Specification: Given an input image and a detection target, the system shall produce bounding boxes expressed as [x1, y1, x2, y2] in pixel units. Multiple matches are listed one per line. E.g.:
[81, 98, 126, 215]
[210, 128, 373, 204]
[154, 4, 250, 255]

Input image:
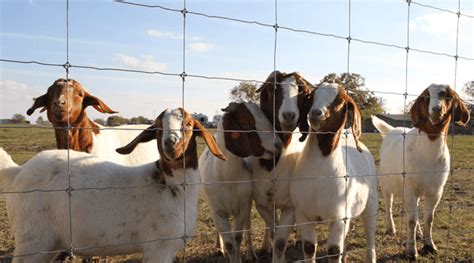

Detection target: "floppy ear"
[27, 94, 49, 115]
[83, 93, 118, 114]
[193, 119, 227, 160]
[116, 125, 157, 154]
[347, 96, 363, 153]
[410, 89, 429, 128]
[298, 91, 313, 142]
[294, 72, 314, 94]
[257, 70, 282, 93]
[452, 93, 470, 126]
[222, 113, 253, 158]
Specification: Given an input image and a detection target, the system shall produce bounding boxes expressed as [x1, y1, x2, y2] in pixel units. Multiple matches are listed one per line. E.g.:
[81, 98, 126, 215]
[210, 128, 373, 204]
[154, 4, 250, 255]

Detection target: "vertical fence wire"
[445, 0, 462, 258]
[65, 0, 74, 259]
[271, 0, 278, 257]
[181, 0, 188, 261]
[0, 0, 472, 261]
[400, 0, 411, 251]
[342, 0, 352, 259]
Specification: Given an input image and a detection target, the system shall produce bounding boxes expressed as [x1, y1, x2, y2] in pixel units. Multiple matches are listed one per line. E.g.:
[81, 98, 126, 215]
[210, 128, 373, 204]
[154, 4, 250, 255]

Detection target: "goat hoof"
[216, 249, 224, 257]
[421, 244, 437, 255]
[384, 229, 396, 236]
[295, 239, 302, 249]
[245, 251, 258, 262]
[404, 250, 417, 261]
[256, 248, 271, 257]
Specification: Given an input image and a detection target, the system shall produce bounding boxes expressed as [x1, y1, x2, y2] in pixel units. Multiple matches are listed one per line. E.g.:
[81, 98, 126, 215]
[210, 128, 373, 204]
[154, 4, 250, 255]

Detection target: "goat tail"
[371, 115, 393, 137]
[0, 147, 20, 190]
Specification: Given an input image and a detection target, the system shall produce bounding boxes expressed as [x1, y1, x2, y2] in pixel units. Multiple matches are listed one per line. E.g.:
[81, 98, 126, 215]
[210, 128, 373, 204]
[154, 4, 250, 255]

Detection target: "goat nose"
[275, 141, 283, 151]
[432, 106, 441, 113]
[311, 109, 323, 117]
[54, 100, 66, 106]
[282, 111, 296, 121]
[165, 137, 178, 147]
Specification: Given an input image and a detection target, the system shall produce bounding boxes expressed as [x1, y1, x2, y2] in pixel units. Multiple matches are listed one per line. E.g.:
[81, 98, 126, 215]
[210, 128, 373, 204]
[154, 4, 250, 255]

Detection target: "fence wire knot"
[63, 62, 71, 69]
[66, 186, 74, 196]
[273, 24, 279, 31]
[180, 8, 188, 16]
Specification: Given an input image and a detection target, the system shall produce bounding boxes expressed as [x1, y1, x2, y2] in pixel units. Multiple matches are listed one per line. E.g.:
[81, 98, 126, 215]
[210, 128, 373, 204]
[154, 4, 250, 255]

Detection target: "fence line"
[0, 0, 471, 261]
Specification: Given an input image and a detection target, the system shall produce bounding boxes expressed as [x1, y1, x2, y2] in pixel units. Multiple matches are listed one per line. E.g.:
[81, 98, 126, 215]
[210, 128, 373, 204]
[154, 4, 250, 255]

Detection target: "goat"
[371, 84, 470, 259]
[26, 78, 159, 165]
[199, 102, 283, 263]
[291, 83, 378, 263]
[249, 70, 313, 262]
[2, 108, 226, 263]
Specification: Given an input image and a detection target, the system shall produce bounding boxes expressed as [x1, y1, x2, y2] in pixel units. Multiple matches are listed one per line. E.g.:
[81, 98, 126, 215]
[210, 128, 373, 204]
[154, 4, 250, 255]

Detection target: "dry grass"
[0, 125, 472, 262]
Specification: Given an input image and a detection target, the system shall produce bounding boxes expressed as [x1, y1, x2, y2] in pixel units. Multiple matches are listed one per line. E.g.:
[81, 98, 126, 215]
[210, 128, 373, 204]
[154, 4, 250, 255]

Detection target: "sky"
[1, 0, 473, 123]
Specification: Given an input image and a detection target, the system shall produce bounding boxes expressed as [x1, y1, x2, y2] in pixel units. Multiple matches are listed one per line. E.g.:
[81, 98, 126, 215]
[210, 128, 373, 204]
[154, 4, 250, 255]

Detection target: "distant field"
[0, 125, 472, 262]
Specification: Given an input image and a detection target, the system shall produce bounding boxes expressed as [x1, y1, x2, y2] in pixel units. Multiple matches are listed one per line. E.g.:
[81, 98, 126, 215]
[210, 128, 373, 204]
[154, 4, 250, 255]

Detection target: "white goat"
[372, 84, 470, 259]
[1, 108, 226, 263]
[249, 71, 313, 263]
[291, 83, 378, 263]
[199, 102, 283, 263]
[26, 78, 159, 165]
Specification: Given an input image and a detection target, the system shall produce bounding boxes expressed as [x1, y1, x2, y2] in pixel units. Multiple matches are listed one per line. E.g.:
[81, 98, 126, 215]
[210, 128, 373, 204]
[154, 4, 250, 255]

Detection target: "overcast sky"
[1, 0, 473, 122]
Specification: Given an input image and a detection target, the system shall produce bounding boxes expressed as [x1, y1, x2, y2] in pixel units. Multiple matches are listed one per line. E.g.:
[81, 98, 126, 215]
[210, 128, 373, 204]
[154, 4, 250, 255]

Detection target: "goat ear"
[410, 89, 429, 128]
[452, 93, 470, 126]
[27, 94, 49, 116]
[116, 125, 157, 155]
[347, 96, 363, 153]
[257, 70, 282, 93]
[193, 119, 227, 160]
[83, 93, 118, 114]
[298, 92, 313, 142]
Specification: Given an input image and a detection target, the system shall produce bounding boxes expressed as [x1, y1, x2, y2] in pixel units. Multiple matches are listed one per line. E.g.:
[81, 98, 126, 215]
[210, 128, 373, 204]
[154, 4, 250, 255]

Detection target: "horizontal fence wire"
[0, 0, 472, 261]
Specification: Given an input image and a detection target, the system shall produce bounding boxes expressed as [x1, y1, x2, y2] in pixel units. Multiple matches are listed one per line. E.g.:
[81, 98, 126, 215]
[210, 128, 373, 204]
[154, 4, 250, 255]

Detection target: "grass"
[0, 125, 472, 262]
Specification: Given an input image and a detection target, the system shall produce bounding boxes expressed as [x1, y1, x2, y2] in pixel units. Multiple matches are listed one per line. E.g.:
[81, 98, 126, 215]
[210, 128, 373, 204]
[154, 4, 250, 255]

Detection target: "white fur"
[2, 110, 203, 262]
[199, 103, 281, 263]
[291, 133, 377, 263]
[4, 150, 199, 263]
[278, 76, 300, 129]
[91, 124, 159, 166]
[427, 84, 448, 123]
[0, 148, 20, 190]
[248, 131, 305, 263]
[290, 84, 377, 262]
[371, 115, 449, 258]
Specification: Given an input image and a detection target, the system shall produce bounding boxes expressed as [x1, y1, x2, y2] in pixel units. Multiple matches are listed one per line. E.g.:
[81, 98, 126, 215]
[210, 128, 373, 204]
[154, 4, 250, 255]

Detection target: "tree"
[463, 81, 474, 98]
[36, 116, 45, 125]
[94, 118, 106, 125]
[130, 116, 153, 124]
[106, 116, 129, 126]
[321, 73, 385, 119]
[229, 82, 260, 103]
[12, 113, 26, 123]
[36, 116, 51, 126]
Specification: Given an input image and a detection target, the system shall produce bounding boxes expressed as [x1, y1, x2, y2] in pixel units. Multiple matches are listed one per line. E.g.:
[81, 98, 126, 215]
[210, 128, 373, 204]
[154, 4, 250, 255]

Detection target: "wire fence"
[0, 0, 472, 262]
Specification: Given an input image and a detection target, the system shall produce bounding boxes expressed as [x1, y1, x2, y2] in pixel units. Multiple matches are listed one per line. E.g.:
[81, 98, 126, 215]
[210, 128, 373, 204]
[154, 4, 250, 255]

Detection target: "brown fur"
[26, 78, 117, 153]
[311, 86, 363, 156]
[410, 86, 471, 141]
[116, 108, 226, 177]
[257, 71, 314, 147]
[221, 102, 266, 158]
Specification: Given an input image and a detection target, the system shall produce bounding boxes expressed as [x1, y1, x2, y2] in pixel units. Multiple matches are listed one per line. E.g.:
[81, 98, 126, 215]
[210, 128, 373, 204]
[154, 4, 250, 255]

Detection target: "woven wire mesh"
[0, 0, 472, 262]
